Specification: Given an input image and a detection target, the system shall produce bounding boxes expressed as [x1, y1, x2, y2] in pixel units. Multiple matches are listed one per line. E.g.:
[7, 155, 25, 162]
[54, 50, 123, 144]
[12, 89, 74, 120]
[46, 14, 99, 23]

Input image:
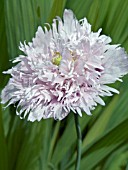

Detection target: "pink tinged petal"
[23, 107, 31, 118]
[19, 41, 31, 54]
[56, 16, 63, 34]
[99, 35, 112, 44]
[32, 26, 50, 48]
[59, 109, 69, 120]
[116, 78, 123, 82]
[99, 74, 117, 84]
[34, 106, 45, 121]
[104, 44, 119, 52]
[63, 9, 76, 35]
[80, 98, 92, 115]
[76, 107, 82, 117]
[52, 19, 59, 40]
[101, 85, 119, 94]
[1, 83, 18, 104]
[102, 48, 128, 82]
[57, 91, 63, 101]
[27, 112, 36, 122]
[59, 60, 69, 75]
[27, 105, 47, 122]
[63, 106, 69, 112]
[53, 105, 63, 120]
[95, 96, 105, 106]
[70, 106, 76, 113]
[41, 91, 51, 103]
[42, 72, 54, 81]
[12, 55, 25, 63]
[3, 69, 12, 74]
[83, 106, 92, 116]
[52, 76, 64, 86]
[73, 96, 80, 103]
[19, 42, 26, 52]
[74, 60, 85, 75]
[80, 18, 91, 34]
[2, 99, 15, 109]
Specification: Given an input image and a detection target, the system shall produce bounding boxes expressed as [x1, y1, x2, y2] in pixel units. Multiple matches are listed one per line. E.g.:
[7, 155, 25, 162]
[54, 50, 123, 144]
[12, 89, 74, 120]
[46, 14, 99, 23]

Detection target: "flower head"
[1, 9, 128, 121]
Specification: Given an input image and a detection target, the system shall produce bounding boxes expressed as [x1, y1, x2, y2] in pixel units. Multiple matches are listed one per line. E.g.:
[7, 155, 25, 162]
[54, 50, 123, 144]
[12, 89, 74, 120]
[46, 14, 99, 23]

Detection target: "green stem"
[48, 121, 60, 161]
[74, 113, 82, 170]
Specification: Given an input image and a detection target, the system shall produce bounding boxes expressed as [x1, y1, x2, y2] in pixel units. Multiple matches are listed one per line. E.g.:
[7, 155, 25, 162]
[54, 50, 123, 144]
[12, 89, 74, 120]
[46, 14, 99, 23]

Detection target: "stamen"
[52, 52, 62, 66]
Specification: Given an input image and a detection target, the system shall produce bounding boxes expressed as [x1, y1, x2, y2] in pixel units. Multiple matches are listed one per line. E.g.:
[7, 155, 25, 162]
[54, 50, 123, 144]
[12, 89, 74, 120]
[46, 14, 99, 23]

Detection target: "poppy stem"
[74, 113, 82, 170]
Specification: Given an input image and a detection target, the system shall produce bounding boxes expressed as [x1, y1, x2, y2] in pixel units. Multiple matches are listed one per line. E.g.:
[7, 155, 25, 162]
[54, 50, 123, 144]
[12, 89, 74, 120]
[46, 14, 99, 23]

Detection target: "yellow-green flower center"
[52, 52, 62, 66]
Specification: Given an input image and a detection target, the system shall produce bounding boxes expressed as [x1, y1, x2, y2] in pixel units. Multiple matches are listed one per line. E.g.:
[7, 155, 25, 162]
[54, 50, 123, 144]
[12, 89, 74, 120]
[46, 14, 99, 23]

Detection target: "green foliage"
[0, 0, 128, 170]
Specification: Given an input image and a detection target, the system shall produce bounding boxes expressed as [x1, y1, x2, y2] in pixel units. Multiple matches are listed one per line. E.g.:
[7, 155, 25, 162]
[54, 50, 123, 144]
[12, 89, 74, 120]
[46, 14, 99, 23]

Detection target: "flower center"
[52, 52, 62, 66]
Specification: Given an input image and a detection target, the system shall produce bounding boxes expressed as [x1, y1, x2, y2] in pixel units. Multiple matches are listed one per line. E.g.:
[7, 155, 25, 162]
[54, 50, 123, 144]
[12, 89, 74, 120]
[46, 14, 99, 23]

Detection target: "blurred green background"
[0, 0, 128, 170]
